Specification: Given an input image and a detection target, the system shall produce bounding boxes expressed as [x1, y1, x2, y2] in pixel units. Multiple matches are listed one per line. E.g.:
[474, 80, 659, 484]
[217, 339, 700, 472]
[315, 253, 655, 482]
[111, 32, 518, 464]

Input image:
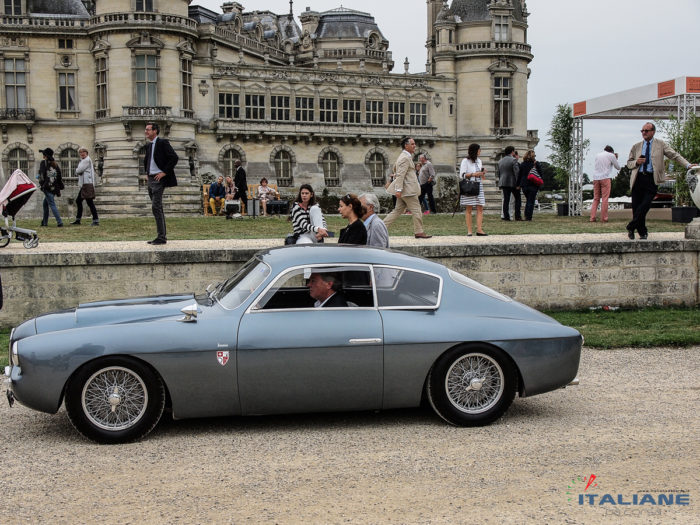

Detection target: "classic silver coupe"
[5, 245, 581, 443]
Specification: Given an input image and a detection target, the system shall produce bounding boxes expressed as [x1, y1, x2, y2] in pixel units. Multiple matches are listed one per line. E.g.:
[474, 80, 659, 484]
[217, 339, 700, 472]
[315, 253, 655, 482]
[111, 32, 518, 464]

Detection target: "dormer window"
[494, 15, 509, 42]
[135, 0, 153, 12]
[4, 0, 21, 15]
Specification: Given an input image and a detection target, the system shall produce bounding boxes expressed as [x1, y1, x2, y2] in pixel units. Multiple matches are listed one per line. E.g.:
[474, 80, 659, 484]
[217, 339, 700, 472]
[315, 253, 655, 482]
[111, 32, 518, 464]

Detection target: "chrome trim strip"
[349, 338, 382, 344]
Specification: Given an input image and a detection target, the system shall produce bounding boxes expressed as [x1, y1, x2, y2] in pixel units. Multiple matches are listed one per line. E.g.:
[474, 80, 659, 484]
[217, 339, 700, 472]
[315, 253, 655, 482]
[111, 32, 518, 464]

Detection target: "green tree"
[546, 104, 590, 188]
[611, 165, 631, 198]
[657, 115, 700, 206]
[538, 161, 557, 190]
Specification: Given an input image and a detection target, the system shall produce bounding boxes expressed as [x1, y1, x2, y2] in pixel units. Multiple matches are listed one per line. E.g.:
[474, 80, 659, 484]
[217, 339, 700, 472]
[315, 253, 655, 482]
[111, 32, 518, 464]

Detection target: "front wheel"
[427, 344, 517, 426]
[65, 356, 165, 444]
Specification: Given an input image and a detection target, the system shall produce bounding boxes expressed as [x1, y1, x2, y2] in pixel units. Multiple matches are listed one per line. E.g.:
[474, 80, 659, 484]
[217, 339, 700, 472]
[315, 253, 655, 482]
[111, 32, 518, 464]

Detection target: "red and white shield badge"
[217, 350, 229, 366]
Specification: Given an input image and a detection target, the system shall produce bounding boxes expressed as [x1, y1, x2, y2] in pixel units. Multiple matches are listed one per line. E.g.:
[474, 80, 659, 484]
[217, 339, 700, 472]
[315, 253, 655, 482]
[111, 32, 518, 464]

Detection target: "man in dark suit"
[144, 122, 178, 245]
[233, 159, 248, 216]
[307, 272, 348, 308]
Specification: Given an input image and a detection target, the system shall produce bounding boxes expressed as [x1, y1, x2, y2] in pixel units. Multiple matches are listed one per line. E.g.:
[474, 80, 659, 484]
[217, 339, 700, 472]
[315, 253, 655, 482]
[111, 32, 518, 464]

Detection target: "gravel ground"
[1, 347, 698, 524]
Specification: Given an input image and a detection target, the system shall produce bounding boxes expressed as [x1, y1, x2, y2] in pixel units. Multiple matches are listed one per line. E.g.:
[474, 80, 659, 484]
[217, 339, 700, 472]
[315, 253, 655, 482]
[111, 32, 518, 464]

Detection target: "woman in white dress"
[459, 143, 487, 236]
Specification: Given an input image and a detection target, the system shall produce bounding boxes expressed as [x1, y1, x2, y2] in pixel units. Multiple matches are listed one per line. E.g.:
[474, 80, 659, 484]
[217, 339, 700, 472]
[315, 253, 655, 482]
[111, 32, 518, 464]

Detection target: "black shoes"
[476, 232, 488, 236]
[71, 219, 81, 225]
[626, 227, 635, 240]
[639, 234, 648, 240]
[147, 239, 166, 245]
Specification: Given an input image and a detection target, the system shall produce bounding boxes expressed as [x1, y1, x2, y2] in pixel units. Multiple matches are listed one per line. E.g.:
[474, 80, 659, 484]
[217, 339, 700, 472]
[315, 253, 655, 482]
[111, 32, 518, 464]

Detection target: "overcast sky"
[196, 0, 700, 172]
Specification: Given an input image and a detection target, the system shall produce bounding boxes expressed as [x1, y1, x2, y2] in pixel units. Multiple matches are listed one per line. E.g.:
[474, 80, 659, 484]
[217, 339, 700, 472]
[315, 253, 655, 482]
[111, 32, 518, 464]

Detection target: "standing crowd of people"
[28, 122, 696, 246]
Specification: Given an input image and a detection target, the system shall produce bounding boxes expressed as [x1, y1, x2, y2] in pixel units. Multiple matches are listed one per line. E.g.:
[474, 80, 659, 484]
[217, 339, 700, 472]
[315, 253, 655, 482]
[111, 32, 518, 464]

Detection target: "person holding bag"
[459, 143, 487, 236]
[71, 147, 99, 226]
[518, 150, 541, 221]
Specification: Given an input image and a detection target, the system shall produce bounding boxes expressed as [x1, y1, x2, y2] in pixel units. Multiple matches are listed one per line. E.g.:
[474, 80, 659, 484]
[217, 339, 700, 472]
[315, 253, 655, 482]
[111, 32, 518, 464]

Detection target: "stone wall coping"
[0, 233, 694, 268]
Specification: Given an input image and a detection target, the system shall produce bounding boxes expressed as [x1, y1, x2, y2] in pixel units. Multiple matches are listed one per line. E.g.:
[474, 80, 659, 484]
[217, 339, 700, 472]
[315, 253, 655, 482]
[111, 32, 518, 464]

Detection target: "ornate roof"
[29, 0, 89, 16]
[315, 6, 386, 40]
[450, 0, 525, 23]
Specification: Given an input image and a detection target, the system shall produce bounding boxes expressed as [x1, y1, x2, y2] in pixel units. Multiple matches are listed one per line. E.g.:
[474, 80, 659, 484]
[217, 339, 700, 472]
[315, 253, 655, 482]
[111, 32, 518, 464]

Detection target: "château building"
[0, 0, 537, 216]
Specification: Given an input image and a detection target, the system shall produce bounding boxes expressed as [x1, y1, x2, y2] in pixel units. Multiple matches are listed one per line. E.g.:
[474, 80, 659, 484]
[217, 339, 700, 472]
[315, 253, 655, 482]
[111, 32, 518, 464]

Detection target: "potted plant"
[658, 116, 700, 223]
[671, 170, 699, 223]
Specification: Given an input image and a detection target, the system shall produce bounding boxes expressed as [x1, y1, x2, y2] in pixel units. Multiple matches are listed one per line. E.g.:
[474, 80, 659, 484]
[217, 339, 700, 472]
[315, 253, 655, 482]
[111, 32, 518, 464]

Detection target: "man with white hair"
[359, 193, 389, 248]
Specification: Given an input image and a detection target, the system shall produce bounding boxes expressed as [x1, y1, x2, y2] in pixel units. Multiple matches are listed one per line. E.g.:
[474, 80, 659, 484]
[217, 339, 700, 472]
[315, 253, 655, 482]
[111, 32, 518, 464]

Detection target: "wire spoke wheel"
[82, 366, 148, 431]
[445, 353, 504, 414]
[427, 345, 516, 427]
[65, 357, 165, 443]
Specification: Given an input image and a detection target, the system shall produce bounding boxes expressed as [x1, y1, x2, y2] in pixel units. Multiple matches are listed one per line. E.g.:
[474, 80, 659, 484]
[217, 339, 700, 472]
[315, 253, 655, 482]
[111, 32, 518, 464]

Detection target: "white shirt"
[460, 157, 482, 178]
[148, 136, 162, 175]
[592, 151, 620, 180]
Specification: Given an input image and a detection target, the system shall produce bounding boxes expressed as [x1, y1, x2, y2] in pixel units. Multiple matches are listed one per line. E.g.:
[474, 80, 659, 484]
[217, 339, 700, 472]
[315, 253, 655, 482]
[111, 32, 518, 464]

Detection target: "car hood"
[32, 294, 196, 335]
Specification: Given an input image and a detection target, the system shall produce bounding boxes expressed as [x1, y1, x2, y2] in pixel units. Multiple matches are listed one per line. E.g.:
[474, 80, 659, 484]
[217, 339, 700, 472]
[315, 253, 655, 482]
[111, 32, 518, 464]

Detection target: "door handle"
[349, 338, 382, 344]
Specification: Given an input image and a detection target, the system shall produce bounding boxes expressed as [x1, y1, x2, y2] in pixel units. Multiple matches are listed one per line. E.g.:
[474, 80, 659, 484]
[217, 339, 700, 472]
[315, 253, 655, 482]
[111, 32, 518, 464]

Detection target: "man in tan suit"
[383, 137, 431, 238]
[626, 122, 696, 239]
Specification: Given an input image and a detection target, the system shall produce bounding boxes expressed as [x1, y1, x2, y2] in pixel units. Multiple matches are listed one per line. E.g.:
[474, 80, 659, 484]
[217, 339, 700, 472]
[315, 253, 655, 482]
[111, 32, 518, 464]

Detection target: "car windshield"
[214, 258, 271, 309]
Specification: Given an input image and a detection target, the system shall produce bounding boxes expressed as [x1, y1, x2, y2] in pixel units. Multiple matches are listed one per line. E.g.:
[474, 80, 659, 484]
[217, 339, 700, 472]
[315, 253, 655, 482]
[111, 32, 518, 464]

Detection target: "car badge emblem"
[217, 351, 229, 366]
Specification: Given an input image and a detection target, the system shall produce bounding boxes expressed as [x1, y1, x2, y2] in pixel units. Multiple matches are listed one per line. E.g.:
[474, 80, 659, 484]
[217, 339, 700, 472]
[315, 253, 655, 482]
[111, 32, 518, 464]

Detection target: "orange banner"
[573, 101, 586, 117]
[657, 80, 675, 98]
[687, 77, 700, 93]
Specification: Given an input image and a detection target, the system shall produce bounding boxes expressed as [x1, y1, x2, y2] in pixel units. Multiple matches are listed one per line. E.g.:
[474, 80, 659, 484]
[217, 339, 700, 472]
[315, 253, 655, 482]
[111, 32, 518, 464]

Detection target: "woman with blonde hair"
[459, 143, 487, 236]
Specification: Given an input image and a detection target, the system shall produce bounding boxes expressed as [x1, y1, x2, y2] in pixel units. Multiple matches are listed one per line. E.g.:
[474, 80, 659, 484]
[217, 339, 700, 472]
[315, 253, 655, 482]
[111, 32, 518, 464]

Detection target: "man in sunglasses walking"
[626, 122, 696, 239]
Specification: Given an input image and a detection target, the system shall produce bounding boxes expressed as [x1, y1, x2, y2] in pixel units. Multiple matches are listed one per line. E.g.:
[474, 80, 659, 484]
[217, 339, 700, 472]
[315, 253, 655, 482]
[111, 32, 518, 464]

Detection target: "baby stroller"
[0, 168, 39, 249]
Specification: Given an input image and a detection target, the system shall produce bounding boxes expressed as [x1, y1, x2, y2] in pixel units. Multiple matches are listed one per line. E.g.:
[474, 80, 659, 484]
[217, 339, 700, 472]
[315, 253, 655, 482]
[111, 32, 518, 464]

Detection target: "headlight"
[10, 341, 19, 367]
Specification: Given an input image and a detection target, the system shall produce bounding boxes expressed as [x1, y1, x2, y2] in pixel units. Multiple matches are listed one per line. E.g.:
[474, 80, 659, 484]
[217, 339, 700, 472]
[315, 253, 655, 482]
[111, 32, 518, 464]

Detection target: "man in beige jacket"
[383, 137, 431, 238]
[626, 122, 696, 239]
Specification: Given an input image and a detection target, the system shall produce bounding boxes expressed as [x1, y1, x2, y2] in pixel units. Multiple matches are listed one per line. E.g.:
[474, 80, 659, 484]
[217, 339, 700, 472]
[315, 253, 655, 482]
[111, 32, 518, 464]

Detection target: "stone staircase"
[93, 181, 203, 217]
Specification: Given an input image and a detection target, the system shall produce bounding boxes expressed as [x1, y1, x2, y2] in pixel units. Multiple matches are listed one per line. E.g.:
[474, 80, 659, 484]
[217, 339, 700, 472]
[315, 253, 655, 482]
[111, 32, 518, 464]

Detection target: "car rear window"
[374, 267, 441, 308]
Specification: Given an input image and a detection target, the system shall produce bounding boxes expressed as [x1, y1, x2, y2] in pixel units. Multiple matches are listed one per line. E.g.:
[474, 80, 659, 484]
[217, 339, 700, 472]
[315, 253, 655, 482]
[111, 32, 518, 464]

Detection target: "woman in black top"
[338, 193, 367, 245]
[518, 150, 541, 221]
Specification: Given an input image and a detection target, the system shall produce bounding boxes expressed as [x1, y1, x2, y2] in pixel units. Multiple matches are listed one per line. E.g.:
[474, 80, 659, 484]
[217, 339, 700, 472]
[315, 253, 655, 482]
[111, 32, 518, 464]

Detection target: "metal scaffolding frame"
[569, 77, 699, 216]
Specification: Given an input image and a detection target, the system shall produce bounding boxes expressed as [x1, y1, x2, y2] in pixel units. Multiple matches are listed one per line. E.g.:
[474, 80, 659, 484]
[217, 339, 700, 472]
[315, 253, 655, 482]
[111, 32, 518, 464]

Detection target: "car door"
[236, 264, 383, 415]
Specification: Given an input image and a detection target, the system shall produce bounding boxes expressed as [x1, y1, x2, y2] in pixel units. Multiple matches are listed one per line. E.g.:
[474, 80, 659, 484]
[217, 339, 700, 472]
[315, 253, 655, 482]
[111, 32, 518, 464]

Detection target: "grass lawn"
[13, 213, 685, 242]
[2, 308, 698, 368]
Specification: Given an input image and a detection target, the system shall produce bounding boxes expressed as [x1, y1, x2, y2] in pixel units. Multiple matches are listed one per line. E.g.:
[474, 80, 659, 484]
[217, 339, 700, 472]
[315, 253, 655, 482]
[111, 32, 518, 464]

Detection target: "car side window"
[374, 266, 441, 308]
[252, 265, 374, 310]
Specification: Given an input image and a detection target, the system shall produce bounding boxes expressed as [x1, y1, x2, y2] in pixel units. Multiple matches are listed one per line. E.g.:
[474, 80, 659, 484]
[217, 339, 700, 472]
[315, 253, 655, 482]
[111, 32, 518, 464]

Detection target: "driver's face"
[307, 273, 331, 301]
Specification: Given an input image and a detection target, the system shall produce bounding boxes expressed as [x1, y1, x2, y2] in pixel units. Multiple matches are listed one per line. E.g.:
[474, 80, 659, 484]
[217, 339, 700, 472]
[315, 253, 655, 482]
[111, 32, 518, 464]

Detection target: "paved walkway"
[0, 231, 688, 254]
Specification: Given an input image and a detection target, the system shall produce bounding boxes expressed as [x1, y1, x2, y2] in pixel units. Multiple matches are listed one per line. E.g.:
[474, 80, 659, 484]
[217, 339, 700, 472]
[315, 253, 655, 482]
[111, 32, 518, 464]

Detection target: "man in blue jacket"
[208, 175, 226, 216]
[143, 122, 178, 245]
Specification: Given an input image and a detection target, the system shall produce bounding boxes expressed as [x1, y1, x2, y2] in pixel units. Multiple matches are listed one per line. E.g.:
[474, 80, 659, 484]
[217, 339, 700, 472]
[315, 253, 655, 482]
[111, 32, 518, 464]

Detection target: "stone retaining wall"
[1, 237, 698, 327]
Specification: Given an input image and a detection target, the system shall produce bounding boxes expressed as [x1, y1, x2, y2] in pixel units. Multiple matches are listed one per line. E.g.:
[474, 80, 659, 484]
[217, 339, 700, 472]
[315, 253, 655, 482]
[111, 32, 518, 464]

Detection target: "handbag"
[80, 183, 96, 199]
[284, 232, 300, 245]
[459, 177, 480, 196]
[386, 179, 399, 196]
[527, 166, 544, 187]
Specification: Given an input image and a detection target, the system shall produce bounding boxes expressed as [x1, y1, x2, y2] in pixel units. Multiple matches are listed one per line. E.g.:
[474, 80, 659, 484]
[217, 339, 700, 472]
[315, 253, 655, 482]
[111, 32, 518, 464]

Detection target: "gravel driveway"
[1, 347, 697, 524]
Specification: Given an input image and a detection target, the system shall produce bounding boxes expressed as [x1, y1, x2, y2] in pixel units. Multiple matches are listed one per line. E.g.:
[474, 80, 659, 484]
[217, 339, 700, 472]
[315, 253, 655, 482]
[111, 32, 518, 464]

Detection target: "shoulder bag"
[527, 165, 544, 187]
[459, 177, 480, 196]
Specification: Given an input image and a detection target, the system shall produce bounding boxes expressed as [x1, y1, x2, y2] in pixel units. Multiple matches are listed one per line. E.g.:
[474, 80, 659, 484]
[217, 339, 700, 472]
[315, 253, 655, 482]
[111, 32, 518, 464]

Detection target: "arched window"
[223, 148, 240, 178]
[7, 147, 28, 173]
[322, 151, 340, 186]
[368, 152, 386, 186]
[274, 150, 293, 186]
[60, 148, 80, 186]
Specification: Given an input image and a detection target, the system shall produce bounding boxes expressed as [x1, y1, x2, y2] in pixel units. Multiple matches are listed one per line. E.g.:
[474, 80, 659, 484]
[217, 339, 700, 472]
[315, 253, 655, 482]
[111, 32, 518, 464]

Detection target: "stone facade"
[1, 237, 698, 327]
[0, 0, 537, 217]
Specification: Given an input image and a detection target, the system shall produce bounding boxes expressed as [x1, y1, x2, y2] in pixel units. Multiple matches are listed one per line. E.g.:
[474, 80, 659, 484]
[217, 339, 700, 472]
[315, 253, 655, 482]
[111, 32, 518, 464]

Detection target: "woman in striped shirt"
[290, 184, 328, 244]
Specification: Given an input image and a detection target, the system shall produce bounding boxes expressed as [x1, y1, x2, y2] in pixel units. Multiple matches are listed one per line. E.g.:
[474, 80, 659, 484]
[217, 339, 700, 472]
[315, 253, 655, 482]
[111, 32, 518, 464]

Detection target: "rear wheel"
[427, 344, 516, 426]
[65, 356, 165, 444]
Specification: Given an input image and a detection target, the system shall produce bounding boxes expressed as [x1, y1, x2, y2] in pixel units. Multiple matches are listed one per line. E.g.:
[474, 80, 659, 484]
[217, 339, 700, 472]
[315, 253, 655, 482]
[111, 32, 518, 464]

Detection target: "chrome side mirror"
[178, 302, 199, 323]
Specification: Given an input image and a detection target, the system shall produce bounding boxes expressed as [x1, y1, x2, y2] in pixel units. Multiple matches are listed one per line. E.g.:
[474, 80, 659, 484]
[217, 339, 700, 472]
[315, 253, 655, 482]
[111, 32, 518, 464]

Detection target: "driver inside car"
[307, 272, 348, 308]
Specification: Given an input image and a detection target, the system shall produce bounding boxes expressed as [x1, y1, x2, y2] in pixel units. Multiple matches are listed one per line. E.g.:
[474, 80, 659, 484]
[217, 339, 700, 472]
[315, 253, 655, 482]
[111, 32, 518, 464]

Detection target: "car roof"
[257, 245, 446, 274]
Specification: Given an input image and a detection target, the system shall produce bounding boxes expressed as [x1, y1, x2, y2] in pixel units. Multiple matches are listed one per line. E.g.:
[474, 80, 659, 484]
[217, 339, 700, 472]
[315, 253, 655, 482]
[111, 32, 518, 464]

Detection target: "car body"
[5, 245, 582, 443]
